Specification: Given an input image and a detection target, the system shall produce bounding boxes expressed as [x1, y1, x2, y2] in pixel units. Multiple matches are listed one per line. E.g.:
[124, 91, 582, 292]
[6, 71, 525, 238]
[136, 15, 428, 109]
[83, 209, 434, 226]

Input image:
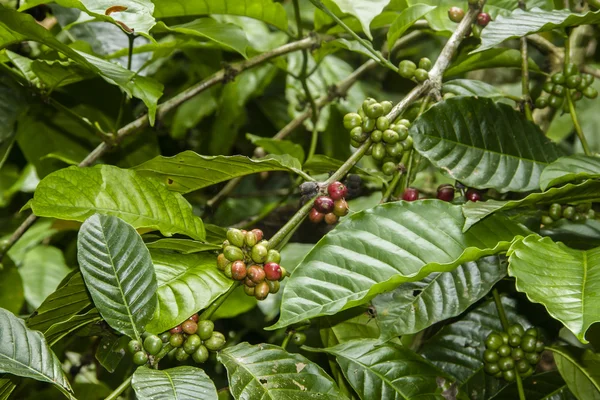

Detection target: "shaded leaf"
[132, 366, 218, 400]
[212, 285, 258, 320]
[44, 309, 102, 346]
[442, 79, 505, 99]
[540, 155, 600, 191]
[490, 371, 576, 400]
[145, 239, 220, 254]
[77, 214, 157, 339]
[446, 48, 540, 76]
[303, 154, 372, 177]
[552, 346, 600, 400]
[319, 311, 380, 348]
[20, 246, 71, 309]
[0, 257, 24, 314]
[387, 4, 436, 50]
[541, 219, 600, 250]
[95, 335, 130, 374]
[246, 134, 305, 164]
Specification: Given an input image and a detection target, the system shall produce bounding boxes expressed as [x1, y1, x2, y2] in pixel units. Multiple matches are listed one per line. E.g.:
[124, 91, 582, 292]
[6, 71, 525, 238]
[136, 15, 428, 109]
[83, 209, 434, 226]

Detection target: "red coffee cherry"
[327, 181, 348, 201]
[466, 188, 482, 202]
[402, 188, 419, 202]
[188, 313, 199, 322]
[181, 320, 198, 335]
[251, 229, 264, 242]
[247, 264, 266, 284]
[309, 208, 324, 224]
[263, 262, 282, 281]
[314, 196, 335, 213]
[437, 184, 455, 202]
[477, 12, 491, 26]
[231, 261, 247, 281]
[170, 325, 183, 334]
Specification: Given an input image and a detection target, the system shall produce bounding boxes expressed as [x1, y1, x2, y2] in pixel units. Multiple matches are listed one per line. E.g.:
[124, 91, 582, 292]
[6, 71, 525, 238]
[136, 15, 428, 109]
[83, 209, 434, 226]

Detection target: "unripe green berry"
[548, 95, 564, 108]
[381, 101, 393, 114]
[244, 231, 258, 247]
[133, 351, 149, 365]
[498, 344, 511, 357]
[512, 347, 525, 360]
[170, 333, 184, 347]
[566, 75, 582, 89]
[251, 244, 268, 263]
[343, 113, 362, 130]
[414, 68, 429, 82]
[508, 334, 521, 348]
[292, 332, 307, 346]
[583, 86, 598, 99]
[543, 82, 555, 93]
[485, 333, 504, 350]
[549, 203, 562, 220]
[541, 215, 554, 226]
[371, 143, 386, 161]
[192, 345, 209, 364]
[483, 349, 500, 363]
[362, 117, 376, 133]
[563, 206, 575, 220]
[350, 126, 368, 142]
[386, 142, 404, 157]
[128, 339, 142, 354]
[265, 249, 281, 264]
[365, 103, 384, 119]
[143, 335, 163, 355]
[382, 161, 397, 176]
[418, 58, 432, 71]
[564, 63, 578, 77]
[390, 124, 409, 140]
[226, 228, 245, 247]
[217, 254, 230, 271]
[175, 347, 190, 362]
[535, 96, 548, 108]
[552, 84, 565, 97]
[503, 369, 516, 382]
[224, 245, 244, 262]
[484, 362, 500, 375]
[183, 334, 202, 354]
[521, 335, 537, 352]
[551, 72, 565, 84]
[371, 129, 383, 143]
[205, 332, 227, 351]
[197, 320, 215, 341]
[376, 116, 390, 131]
[267, 279, 280, 294]
[498, 356, 514, 371]
[398, 60, 417, 79]
[516, 359, 530, 373]
[525, 352, 540, 365]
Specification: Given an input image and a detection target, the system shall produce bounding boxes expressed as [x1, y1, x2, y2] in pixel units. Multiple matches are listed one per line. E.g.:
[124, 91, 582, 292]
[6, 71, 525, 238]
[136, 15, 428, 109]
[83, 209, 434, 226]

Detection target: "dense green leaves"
[30, 165, 205, 240]
[552, 347, 600, 400]
[446, 48, 541, 76]
[386, 4, 435, 50]
[19, 246, 71, 309]
[145, 239, 220, 253]
[219, 342, 346, 399]
[442, 79, 505, 99]
[0, 75, 28, 148]
[490, 371, 575, 400]
[325, 0, 392, 39]
[410, 97, 563, 192]
[247, 134, 305, 163]
[0, 308, 74, 398]
[77, 214, 157, 340]
[132, 366, 218, 400]
[373, 256, 507, 339]
[508, 235, 600, 342]
[540, 155, 600, 191]
[269, 200, 529, 330]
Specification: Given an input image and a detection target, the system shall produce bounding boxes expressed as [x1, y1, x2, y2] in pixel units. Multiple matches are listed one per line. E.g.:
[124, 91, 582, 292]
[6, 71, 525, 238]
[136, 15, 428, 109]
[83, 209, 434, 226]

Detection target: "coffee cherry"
[525, 352, 540, 365]
[414, 68, 429, 82]
[386, 141, 404, 156]
[382, 162, 397, 176]
[264, 262, 282, 281]
[548, 95, 564, 108]
[566, 75, 582, 89]
[314, 196, 335, 213]
[381, 101, 393, 114]
[244, 285, 255, 296]
[552, 72, 566, 84]
[402, 136, 413, 150]
[402, 188, 419, 202]
[362, 117, 376, 132]
[247, 265, 266, 284]
[535, 340, 545, 353]
[418, 58, 432, 71]
[390, 124, 409, 141]
[564, 63, 578, 77]
[552, 84, 566, 97]
[371, 129, 383, 142]
[197, 320, 214, 340]
[279, 266, 288, 280]
[231, 261, 247, 281]
[266, 249, 281, 264]
[328, 181, 348, 201]
[521, 335, 537, 352]
[398, 60, 417, 79]
[205, 331, 226, 351]
[350, 127, 368, 142]
[309, 208, 325, 224]
[143, 335, 163, 356]
[583, 86, 598, 99]
[226, 228, 245, 247]
[292, 332, 307, 346]
[223, 264, 233, 279]
[497, 344, 511, 357]
[483, 349, 500, 363]
[383, 129, 400, 144]
[127, 339, 142, 354]
[371, 143, 387, 160]
[512, 347, 525, 360]
[267, 279, 280, 294]
[343, 113, 362, 130]
[251, 244, 268, 263]
[581, 73, 594, 87]
[133, 351, 149, 365]
[541, 215, 554, 226]
[188, 313, 199, 323]
[437, 184, 455, 202]
[366, 103, 384, 119]
[244, 231, 258, 247]
[549, 203, 562, 220]
[503, 369, 516, 382]
[516, 359, 530, 373]
[563, 206, 575, 219]
[535, 97, 548, 108]
[224, 246, 244, 262]
[217, 254, 230, 271]
[333, 199, 349, 217]
[376, 116, 390, 131]
[477, 12, 491, 26]
[448, 6, 465, 22]
[159, 332, 171, 343]
[466, 188, 482, 202]
[175, 347, 190, 362]
[498, 357, 514, 371]
[183, 334, 202, 354]
[324, 213, 339, 225]
[170, 325, 183, 334]
[190, 345, 209, 364]
[170, 333, 184, 347]
[543, 81, 555, 93]
[182, 320, 198, 335]
[508, 334, 521, 347]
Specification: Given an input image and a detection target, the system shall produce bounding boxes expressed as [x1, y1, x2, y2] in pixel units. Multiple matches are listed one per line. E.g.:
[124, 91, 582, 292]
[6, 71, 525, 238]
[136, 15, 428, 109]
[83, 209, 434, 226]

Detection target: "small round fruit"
[350, 126, 368, 142]
[371, 143, 387, 161]
[383, 129, 400, 144]
[508, 334, 521, 348]
[499, 357, 515, 371]
[170, 325, 183, 334]
[371, 129, 383, 142]
[328, 181, 348, 201]
[573, 213, 585, 222]
[401, 136, 413, 151]
[507, 323, 524, 337]
[543, 81, 555, 93]
[477, 12, 491, 26]
[279, 266, 288, 280]
[525, 327, 539, 338]
[552, 72, 566, 84]
[267, 279, 280, 294]
[497, 345, 511, 357]
[397, 118, 411, 128]
[160, 332, 171, 343]
[503, 369, 516, 382]
[362, 117, 376, 132]
[254, 281, 270, 300]
[398, 60, 417, 79]
[588, 209, 596, 219]
[566, 75, 582, 89]
[366, 103, 384, 119]
[466, 188, 482, 202]
[133, 351, 149, 365]
[343, 113, 362, 130]
[217, 253, 230, 271]
[223, 264, 233, 279]
[521, 367, 534, 378]
[552, 84, 566, 97]
[309, 208, 324, 224]
[292, 332, 307, 346]
[226, 228, 245, 247]
[581, 73, 594, 87]
[535, 340, 545, 353]
[224, 246, 244, 262]
[386, 142, 404, 157]
[231, 260, 247, 281]
[324, 212, 339, 225]
[314, 196, 335, 213]
[128, 339, 142, 354]
[563, 206, 575, 220]
[188, 314, 199, 323]
[382, 161, 397, 176]
[205, 332, 227, 351]
[265, 249, 281, 264]
[516, 359, 530, 373]
[484, 349, 500, 363]
[583, 86, 598, 99]
[197, 320, 214, 341]
[244, 285, 255, 296]
[402, 188, 419, 202]
[183, 334, 202, 354]
[376, 116, 390, 131]
[541, 215, 554, 226]
[512, 348, 525, 360]
[247, 265, 266, 284]
[390, 124, 409, 140]
[484, 363, 500, 375]
[501, 332, 509, 344]
[381, 101, 393, 114]
[264, 262, 282, 281]
[182, 320, 198, 335]
[192, 345, 209, 364]
[549, 203, 562, 220]
[525, 352, 540, 365]
[333, 199, 349, 217]
[548, 95, 564, 108]
[362, 98, 377, 112]
[175, 347, 190, 362]
[535, 96, 548, 108]
[564, 63, 578, 77]
[521, 335, 537, 352]
[418, 58, 432, 71]
[414, 68, 429, 82]
[251, 244, 268, 263]
[244, 230, 258, 247]
[437, 184, 455, 202]
[448, 6, 465, 23]
[143, 335, 163, 355]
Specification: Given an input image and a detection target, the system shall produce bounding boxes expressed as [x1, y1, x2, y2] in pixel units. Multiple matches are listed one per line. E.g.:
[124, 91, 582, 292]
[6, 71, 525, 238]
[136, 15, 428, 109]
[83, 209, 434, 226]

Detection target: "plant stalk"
[199, 282, 240, 321]
[492, 289, 510, 330]
[104, 375, 132, 400]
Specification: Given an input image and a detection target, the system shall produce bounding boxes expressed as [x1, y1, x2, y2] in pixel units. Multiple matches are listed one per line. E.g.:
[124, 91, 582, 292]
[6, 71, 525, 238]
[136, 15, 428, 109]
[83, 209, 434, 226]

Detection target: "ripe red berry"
[181, 320, 198, 335]
[188, 313, 199, 322]
[170, 325, 183, 334]
[263, 262, 282, 281]
[327, 181, 348, 201]
[247, 264, 266, 284]
[402, 188, 419, 202]
[437, 184, 455, 202]
[448, 7, 465, 23]
[309, 208, 324, 224]
[251, 229, 263, 242]
[466, 188, 482, 202]
[477, 12, 491, 26]
[231, 260, 247, 281]
[314, 196, 335, 213]
[324, 213, 339, 225]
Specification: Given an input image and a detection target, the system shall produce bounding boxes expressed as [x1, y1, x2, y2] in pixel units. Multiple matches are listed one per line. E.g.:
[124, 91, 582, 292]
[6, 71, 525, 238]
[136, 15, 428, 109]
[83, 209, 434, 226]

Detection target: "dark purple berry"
[477, 12, 491, 26]
[314, 196, 335, 213]
[437, 184, 455, 202]
[466, 188, 482, 202]
[402, 188, 419, 202]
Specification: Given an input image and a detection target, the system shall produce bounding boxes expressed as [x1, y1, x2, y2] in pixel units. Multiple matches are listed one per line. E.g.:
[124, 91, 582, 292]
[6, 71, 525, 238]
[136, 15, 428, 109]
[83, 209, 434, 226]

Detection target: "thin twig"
[199, 283, 240, 321]
[517, 0, 533, 120]
[104, 375, 132, 400]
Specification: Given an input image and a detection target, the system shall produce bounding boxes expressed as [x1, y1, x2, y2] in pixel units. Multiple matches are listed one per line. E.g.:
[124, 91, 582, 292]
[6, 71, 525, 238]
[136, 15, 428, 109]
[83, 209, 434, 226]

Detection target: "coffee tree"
[1, 0, 600, 398]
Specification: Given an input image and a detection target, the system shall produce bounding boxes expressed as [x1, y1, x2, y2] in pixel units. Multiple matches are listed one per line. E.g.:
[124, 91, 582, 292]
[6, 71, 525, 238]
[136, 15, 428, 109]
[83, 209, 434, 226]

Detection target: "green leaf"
[95, 334, 129, 374]
[507, 235, 600, 343]
[462, 180, 600, 230]
[305, 339, 453, 399]
[314, 38, 380, 62]
[446, 48, 541, 76]
[387, 4, 436, 50]
[552, 346, 600, 400]
[145, 250, 232, 334]
[490, 371, 576, 400]
[542, 219, 600, 250]
[0, 75, 29, 148]
[475, 8, 600, 53]
[132, 366, 218, 400]
[134, 151, 305, 194]
[268, 200, 529, 330]
[0, 308, 74, 398]
[410, 96, 563, 192]
[442, 79, 505, 99]
[212, 284, 258, 320]
[31, 165, 205, 240]
[319, 311, 380, 347]
[44, 309, 102, 346]
[246, 134, 305, 164]
[540, 155, 600, 191]
[145, 239, 221, 254]
[19, 246, 71, 309]
[152, 0, 288, 32]
[328, 0, 392, 39]
[406, 0, 461, 32]
[153, 19, 248, 57]
[303, 154, 372, 178]
[373, 256, 507, 339]
[0, 257, 24, 314]
[218, 342, 346, 399]
[77, 214, 157, 339]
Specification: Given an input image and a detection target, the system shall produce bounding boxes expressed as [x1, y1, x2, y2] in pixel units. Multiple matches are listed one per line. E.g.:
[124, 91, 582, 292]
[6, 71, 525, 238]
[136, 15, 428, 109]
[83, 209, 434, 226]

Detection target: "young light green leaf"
[145, 239, 221, 254]
[540, 155, 600, 191]
[218, 342, 347, 399]
[145, 250, 232, 334]
[463, 180, 600, 230]
[507, 235, 600, 343]
[19, 246, 71, 309]
[246, 134, 305, 163]
[475, 8, 600, 53]
[31, 165, 205, 240]
[268, 200, 529, 330]
[77, 214, 157, 340]
[446, 48, 541, 76]
[0, 308, 74, 398]
[442, 79, 505, 99]
[304, 339, 453, 400]
[132, 366, 218, 400]
[326, 0, 391, 39]
[551, 346, 600, 400]
[410, 96, 563, 193]
[373, 256, 507, 339]
[152, 0, 288, 31]
[387, 4, 436, 50]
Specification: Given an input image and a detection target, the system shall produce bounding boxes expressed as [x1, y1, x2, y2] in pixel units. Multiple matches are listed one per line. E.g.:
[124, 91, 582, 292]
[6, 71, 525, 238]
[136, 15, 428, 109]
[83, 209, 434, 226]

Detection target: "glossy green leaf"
[476, 8, 600, 53]
[387, 4, 435, 50]
[327, 0, 392, 39]
[305, 339, 453, 399]
[134, 151, 304, 194]
[490, 371, 575, 400]
[541, 219, 600, 250]
[19, 246, 71, 309]
[218, 342, 346, 399]
[463, 180, 600, 230]
[552, 346, 600, 400]
[44, 309, 102, 346]
[0, 308, 74, 398]
[442, 79, 505, 99]
[507, 235, 600, 343]
[446, 48, 541, 76]
[410, 96, 563, 192]
[269, 200, 529, 330]
[145, 250, 232, 334]
[132, 366, 218, 400]
[95, 334, 129, 374]
[0, 376, 18, 400]
[540, 155, 600, 191]
[77, 214, 157, 340]
[0, 257, 24, 314]
[246, 134, 305, 164]
[31, 165, 205, 240]
[3, 219, 57, 266]
[152, 0, 288, 31]
[313, 38, 380, 62]
[212, 284, 258, 320]
[373, 256, 507, 339]
[319, 311, 380, 347]
[145, 239, 220, 254]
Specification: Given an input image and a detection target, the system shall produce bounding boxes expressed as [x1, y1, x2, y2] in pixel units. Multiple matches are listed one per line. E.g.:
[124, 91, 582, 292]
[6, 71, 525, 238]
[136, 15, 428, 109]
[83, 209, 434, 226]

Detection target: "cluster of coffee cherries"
[398, 58, 432, 83]
[535, 64, 597, 111]
[401, 185, 482, 202]
[127, 313, 226, 365]
[343, 98, 414, 176]
[447, 6, 491, 37]
[308, 181, 349, 225]
[483, 324, 544, 382]
[542, 202, 596, 226]
[217, 228, 287, 300]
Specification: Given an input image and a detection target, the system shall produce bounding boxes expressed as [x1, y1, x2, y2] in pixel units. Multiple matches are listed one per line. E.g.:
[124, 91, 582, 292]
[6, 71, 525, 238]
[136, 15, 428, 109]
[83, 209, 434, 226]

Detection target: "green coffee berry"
[371, 143, 386, 161]
[583, 86, 598, 99]
[128, 339, 142, 354]
[381, 101, 393, 114]
[552, 84, 566, 97]
[366, 103, 384, 119]
[548, 95, 564, 108]
[143, 335, 163, 356]
[376, 116, 390, 131]
[525, 352, 540, 365]
[516, 359, 530, 373]
[535, 97, 548, 108]
[503, 369, 516, 382]
[485, 333, 504, 350]
[382, 129, 400, 144]
[197, 320, 214, 341]
[267, 279, 280, 294]
[170, 333, 184, 348]
[512, 348, 525, 360]
[265, 249, 281, 264]
[391, 124, 409, 141]
[564, 63, 578, 77]
[414, 68, 429, 82]
[498, 357, 514, 371]
[398, 60, 417, 79]
[543, 82, 555, 93]
[175, 347, 190, 362]
[343, 113, 362, 130]
[386, 142, 404, 157]
[549, 203, 562, 220]
[224, 246, 244, 262]
[484, 363, 500, 375]
[418, 57, 432, 71]
[521, 335, 537, 352]
[566, 75, 582, 89]
[251, 244, 268, 263]
[183, 334, 202, 354]
[498, 344, 511, 357]
[541, 215, 554, 226]
[192, 345, 210, 364]
[382, 162, 397, 176]
[226, 228, 245, 247]
[563, 206, 575, 220]
[371, 129, 383, 142]
[551, 72, 565, 84]
[350, 126, 368, 142]
[205, 332, 227, 351]
[291, 332, 307, 346]
[362, 117, 376, 132]
[133, 351, 149, 365]
[483, 349, 500, 363]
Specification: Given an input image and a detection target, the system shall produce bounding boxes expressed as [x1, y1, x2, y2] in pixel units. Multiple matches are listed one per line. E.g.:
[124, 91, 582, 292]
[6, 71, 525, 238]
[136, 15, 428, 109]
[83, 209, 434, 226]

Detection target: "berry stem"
[281, 331, 293, 350]
[199, 282, 241, 321]
[381, 168, 403, 203]
[150, 343, 174, 367]
[104, 374, 132, 400]
[492, 289, 510, 331]
[268, 193, 319, 249]
[515, 373, 527, 400]
[518, 0, 533, 121]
